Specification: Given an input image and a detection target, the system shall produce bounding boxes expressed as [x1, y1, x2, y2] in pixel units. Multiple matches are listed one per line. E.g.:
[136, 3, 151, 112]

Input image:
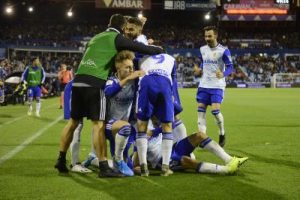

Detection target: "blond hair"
[115, 50, 135, 64]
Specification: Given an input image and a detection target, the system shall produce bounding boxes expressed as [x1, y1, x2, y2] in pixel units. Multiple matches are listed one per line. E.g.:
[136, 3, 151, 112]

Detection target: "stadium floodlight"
[67, 10, 73, 17]
[5, 6, 13, 15]
[28, 6, 34, 13]
[137, 12, 143, 19]
[205, 13, 210, 20]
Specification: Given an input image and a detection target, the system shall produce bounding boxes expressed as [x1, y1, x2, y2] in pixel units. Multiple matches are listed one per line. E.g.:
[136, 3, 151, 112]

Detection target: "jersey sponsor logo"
[80, 59, 97, 68]
[148, 69, 168, 77]
[203, 59, 218, 65]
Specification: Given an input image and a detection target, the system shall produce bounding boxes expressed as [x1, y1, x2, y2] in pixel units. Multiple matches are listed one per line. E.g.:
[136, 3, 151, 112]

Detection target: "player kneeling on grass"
[132, 128, 248, 175]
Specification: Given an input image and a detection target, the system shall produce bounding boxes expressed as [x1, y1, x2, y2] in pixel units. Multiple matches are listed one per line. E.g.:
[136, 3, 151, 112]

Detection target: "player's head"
[61, 63, 67, 71]
[124, 17, 143, 40]
[203, 26, 218, 47]
[108, 13, 126, 32]
[115, 50, 135, 80]
[32, 57, 41, 67]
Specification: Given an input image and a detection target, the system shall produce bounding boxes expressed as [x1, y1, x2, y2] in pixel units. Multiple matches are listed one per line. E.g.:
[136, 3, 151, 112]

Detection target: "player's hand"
[148, 38, 154, 45]
[216, 69, 224, 79]
[139, 16, 147, 26]
[127, 70, 145, 80]
[194, 65, 202, 77]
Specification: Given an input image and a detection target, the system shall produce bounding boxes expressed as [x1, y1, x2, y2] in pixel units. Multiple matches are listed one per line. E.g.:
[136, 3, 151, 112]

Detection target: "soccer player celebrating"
[124, 16, 190, 149]
[136, 53, 177, 177]
[21, 57, 45, 117]
[104, 50, 144, 176]
[195, 26, 233, 147]
[63, 79, 92, 173]
[54, 13, 163, 177]
[132, 128, 248, 175]
[82, 51, 144, 176]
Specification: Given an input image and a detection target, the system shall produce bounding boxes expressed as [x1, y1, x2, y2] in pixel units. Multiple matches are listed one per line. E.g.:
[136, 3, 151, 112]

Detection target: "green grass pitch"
[0, 88, 300, 200]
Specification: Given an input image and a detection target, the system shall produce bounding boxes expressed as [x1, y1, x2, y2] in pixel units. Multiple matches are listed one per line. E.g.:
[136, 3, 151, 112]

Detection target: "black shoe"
[54, 159, 69, 173]
[98, 160, 124, 178]
[219, 135, 226, 147]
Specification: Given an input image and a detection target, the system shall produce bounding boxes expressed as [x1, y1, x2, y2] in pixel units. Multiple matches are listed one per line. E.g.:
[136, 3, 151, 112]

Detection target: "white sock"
[212, 110, 225, 135]
[136, 133, 148, 165]
[201, 139, 232, 164]
[70, 122, 83, 166]
[36, 102, 41, 114]
[161, 132, 173, 166]
[173, 120, 187, 143]
[198, 162, 228, 174]
[114, 125, 131, 161]
[91, 157, 99, 167]
[28, 98, 33, 112]
[197, 108, 207, 133]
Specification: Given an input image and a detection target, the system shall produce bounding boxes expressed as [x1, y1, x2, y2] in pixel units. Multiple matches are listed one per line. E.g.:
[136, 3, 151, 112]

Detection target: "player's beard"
[128, 33, 138, 40]
[206, 40, 217, 48]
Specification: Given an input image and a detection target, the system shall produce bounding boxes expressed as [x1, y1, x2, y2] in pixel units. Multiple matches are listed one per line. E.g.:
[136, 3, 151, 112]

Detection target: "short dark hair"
[108, 14, 126, 30]
[127, 17, 143, 27]
[203, 26, 218, 35]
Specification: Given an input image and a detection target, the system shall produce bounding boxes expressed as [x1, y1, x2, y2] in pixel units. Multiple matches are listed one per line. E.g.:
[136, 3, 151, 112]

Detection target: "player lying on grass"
[131, 127, 248, 175]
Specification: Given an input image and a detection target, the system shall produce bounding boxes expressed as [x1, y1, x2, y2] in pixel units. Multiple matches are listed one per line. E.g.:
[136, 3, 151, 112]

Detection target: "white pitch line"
[0, 115, 63, 165]
[0, 115, 26, 128]
[0, 103, 57, 128]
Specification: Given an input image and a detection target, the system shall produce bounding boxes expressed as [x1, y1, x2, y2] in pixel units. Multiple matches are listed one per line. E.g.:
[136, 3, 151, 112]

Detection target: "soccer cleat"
[54, 159, 69, 173]
[236, 157, 249, 167]
[71, 164, 92, 173]
[170, 160, 184, 171]
[114, 160, 134, 176]
[140, 164, 149, 177]
[82, 153, 96, 168]
[226, 157, 239, 174]
[161, 164, 173, 177]
[98, 160, 124, 178]
[219, 135, 226, 147]
[35, 112, 40, 117]
[27, 110, 32, 116]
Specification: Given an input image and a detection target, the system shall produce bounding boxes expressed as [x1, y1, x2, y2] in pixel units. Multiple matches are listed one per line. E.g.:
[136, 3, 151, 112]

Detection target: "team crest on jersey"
[213, 52, 217, 59]
[106, 80, 113, 85]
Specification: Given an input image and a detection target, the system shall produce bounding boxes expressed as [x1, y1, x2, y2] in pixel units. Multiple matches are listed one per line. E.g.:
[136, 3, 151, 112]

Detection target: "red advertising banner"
[95, 0, 151, 9]
[223, 0, 289, 15]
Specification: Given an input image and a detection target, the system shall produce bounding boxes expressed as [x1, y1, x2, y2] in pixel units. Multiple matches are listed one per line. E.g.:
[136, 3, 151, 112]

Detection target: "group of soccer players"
[49, 14, 248, 177]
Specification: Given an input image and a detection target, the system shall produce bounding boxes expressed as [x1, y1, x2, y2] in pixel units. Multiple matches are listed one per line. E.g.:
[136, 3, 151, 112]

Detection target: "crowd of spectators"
[1, 22, 300, 101]
[1, 23, 300, 49]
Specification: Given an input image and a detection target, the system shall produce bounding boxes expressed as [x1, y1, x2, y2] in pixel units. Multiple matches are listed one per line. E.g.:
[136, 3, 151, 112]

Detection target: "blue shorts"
[173, 80, 183, 116]
[174, 101, 183, 116]
[27, 86, 41, 98]
[170, 137, 195, 162]
[196, 87, 224, 105]
[137, 75, 174, 123]
[63, 81, 73, 120]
